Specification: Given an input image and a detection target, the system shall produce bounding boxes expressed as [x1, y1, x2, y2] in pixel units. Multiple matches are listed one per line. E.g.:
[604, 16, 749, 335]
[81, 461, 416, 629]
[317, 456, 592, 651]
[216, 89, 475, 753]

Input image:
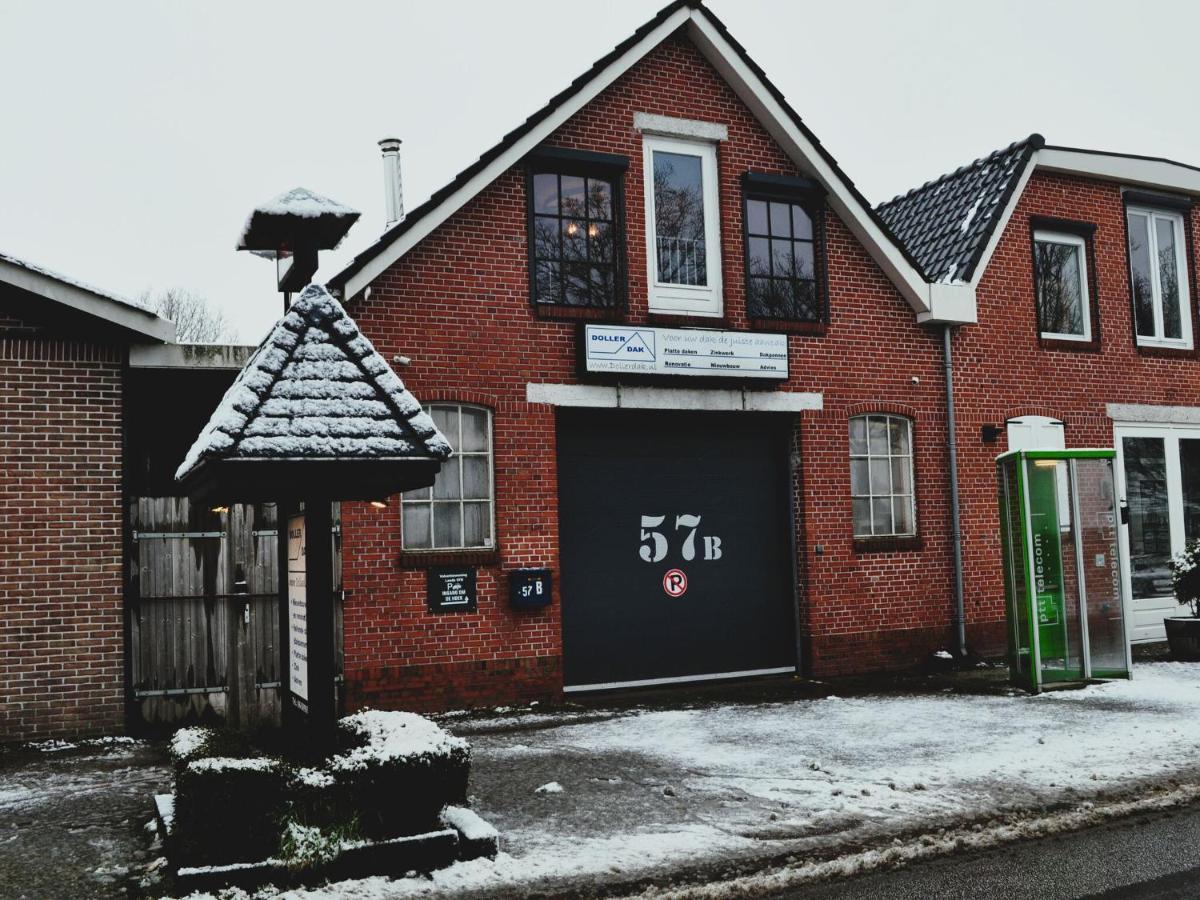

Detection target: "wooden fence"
[127, 498, 342, 729]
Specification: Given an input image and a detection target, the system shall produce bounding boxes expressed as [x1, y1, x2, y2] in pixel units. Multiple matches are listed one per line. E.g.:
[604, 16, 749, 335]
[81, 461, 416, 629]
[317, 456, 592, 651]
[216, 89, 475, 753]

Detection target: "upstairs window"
[745, 190, 822, 322]
[529, 149, 626, 312]
[643, 135, 722, 315]
[1033, 230, 1091, 341]
[401, 404, 494, 551]
[1126, 206, 1192, 349]
[849, 414, 916, 538]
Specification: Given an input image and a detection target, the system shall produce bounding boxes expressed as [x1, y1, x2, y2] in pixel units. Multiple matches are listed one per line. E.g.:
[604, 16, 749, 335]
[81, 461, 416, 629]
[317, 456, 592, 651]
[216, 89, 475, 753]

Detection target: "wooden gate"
[127, 498, 343, 730]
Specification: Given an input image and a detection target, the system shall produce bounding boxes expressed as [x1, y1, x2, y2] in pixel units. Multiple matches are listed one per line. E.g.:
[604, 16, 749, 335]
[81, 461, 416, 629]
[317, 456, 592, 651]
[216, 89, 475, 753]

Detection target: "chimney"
[378, 137, 404, 229]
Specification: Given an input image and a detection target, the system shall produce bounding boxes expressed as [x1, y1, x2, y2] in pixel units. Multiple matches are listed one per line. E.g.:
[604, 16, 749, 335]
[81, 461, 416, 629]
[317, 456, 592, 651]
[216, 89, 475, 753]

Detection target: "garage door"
[557, 409, 796, 690]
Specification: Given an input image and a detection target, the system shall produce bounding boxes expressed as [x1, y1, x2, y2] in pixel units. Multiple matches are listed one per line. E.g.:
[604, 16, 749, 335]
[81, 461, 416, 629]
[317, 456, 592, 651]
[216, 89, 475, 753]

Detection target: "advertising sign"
[287, 514, 308, 707]
[1028, 464, 1067, 660]
[583, 324, 788, 379]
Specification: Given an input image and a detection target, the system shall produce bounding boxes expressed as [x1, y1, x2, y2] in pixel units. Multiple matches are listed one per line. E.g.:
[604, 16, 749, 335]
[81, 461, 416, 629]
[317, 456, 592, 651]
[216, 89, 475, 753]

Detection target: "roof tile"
[877, 134, 1044, 283]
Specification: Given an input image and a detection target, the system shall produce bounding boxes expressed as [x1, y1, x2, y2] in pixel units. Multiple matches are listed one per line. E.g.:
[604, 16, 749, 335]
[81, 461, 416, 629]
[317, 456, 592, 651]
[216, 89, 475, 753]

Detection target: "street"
[774, 799, 1200, 900]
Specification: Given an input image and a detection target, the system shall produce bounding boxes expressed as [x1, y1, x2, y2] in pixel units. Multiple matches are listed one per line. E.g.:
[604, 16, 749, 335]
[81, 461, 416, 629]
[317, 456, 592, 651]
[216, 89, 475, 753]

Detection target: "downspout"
[943, 325, 968, 657]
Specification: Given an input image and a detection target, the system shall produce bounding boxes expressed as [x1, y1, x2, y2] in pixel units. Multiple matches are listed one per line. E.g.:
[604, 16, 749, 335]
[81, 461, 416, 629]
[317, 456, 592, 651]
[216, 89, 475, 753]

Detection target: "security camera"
[910, 376, 920, 385]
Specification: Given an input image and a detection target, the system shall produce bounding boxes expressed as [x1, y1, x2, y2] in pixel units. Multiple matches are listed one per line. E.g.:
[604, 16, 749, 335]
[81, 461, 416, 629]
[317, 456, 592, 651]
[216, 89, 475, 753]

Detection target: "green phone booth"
[996, 449, 1132, 692]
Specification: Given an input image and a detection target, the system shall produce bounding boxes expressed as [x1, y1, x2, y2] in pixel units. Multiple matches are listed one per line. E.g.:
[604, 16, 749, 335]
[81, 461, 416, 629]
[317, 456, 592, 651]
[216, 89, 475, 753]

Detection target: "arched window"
[849, 414, 916, 538]
[401, 404, 494, 550]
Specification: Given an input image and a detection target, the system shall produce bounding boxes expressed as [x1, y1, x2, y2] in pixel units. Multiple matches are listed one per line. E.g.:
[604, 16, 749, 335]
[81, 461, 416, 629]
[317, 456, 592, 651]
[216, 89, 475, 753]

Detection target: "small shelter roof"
[237, 187, 360, 256]
[176, 283, 449, 501]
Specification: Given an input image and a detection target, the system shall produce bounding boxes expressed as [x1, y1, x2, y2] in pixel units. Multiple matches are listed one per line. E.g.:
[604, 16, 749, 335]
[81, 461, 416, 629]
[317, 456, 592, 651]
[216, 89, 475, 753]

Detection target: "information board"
[427, 567, 477, 613]
[287, 514, 308, 707]
[583, 325, 788, 379]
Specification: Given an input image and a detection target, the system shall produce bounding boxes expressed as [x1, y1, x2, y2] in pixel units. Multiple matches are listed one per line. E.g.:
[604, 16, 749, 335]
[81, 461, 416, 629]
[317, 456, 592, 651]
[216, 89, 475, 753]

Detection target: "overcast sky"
[2, 0, 1196, 343]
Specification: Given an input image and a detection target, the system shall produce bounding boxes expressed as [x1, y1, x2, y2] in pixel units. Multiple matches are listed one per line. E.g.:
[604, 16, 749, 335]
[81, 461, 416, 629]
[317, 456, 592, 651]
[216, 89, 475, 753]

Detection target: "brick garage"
[331, 7, 964, 712]
[0, 256, 173, 741]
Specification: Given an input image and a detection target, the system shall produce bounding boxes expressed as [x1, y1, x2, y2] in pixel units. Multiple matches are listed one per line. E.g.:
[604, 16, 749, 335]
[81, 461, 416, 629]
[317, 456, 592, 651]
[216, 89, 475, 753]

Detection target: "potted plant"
[1167, 542, 1200, 660]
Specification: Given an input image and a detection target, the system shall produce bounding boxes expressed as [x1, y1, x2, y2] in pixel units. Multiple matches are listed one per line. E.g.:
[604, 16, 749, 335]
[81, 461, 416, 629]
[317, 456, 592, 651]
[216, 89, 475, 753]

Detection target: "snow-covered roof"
[237, 187, 360, 255]
[175, 283, 450, 484]
[0, 250, 174, 342]
[876, 135, 1044, 285]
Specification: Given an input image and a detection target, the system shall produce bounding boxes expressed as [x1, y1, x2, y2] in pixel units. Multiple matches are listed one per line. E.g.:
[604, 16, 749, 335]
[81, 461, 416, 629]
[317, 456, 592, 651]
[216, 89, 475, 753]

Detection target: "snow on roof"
[175, 283, 451, 483]
[0, 250, 150, 314]
[237, 187, 360, 254]
[877, 135, 1044, 284]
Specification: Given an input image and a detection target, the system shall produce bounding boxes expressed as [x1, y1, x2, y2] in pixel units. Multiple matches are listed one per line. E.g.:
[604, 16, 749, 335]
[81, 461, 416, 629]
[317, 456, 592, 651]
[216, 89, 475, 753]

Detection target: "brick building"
[880, 135, 1200, 650]
[321, 1, 1200, 712]
[7, 0, 1200, 740]
[0, 253, 174, 741]
[324, 0, 978, 711]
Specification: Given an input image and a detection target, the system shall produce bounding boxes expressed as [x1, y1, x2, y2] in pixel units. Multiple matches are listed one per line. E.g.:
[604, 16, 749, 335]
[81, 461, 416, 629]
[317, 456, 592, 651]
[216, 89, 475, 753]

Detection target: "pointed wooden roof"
[176, 284, 449, 501]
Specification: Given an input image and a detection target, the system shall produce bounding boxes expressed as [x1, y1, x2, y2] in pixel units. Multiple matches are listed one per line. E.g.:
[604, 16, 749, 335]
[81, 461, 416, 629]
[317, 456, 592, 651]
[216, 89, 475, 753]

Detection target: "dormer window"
[643, 135, 722, 316]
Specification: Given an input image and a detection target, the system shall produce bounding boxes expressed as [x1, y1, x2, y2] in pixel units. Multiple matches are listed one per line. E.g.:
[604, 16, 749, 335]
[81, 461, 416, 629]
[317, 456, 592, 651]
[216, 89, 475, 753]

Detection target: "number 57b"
[639, 514, 722, 563]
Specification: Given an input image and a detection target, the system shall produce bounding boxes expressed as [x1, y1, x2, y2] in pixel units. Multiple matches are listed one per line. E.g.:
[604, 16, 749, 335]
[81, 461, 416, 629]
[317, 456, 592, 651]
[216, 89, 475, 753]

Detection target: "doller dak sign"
[584, 325, 788, 379]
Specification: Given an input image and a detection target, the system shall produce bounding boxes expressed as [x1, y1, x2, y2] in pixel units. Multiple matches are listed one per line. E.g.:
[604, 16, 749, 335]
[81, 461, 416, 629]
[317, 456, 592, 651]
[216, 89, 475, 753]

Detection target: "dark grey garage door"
[557, 409, 796, 689]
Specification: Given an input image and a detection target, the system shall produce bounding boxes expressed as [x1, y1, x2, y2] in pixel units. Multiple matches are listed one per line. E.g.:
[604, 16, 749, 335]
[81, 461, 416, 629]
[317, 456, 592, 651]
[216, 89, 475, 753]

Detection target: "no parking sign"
[662, 568, 688, 598]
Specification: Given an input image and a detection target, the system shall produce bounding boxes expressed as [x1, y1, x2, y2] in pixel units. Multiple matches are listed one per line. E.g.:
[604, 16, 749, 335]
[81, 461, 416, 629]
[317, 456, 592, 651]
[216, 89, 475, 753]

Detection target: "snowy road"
[208, 661, 1200, 899]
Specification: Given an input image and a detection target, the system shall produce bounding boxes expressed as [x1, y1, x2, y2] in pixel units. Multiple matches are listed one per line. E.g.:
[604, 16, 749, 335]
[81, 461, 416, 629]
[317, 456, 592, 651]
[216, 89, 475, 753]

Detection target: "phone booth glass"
[996, 449, 1132, 692]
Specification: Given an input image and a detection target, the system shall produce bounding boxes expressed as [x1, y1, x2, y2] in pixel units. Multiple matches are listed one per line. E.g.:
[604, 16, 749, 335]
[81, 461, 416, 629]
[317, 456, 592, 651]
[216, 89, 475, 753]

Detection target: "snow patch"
[169, 726, 213, 761]
[187, 756, 278, 774]
[329, 710, 467, 772]
[439, 806, 499, 842]
[960, 193, 986, 234]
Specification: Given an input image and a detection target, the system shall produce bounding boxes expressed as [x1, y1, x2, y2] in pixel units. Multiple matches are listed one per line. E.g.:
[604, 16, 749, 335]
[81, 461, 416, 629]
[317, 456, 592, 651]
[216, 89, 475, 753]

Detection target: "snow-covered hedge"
[167, 710, 473, 865]
[298, 710, 471, 839]
[174, 755, 289, 866]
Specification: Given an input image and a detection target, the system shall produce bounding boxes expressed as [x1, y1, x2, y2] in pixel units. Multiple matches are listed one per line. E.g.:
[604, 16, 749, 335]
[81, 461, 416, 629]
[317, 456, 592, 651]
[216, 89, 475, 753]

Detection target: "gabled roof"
[879, 137, 1200, 290]
[327, 0, 974, 324]
[877, 135, 1044, 285]
[0, 251, 175, 342]
[176, 283, 450, 485]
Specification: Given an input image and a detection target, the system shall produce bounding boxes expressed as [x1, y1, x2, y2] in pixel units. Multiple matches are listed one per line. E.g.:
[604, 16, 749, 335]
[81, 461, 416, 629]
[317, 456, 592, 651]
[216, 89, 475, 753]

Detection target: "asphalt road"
[773, 800, 1200, 900]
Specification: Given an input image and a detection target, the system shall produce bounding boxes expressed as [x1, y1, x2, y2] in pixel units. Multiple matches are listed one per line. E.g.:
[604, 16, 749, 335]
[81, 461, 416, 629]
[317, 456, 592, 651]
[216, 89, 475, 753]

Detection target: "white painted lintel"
[526, 382, 822, 413]
[1107, 403, 1200, 425]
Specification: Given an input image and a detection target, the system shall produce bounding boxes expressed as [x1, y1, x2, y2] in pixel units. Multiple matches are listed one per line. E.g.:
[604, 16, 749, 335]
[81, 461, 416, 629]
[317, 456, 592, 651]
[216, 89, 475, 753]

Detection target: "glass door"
[1115, 427, 1199, 642]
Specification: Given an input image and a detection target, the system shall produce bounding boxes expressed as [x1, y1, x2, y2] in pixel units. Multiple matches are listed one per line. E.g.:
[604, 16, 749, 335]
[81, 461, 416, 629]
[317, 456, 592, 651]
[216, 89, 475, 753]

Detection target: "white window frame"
[1033, 230, 1091, 341]
[642, 134, 723, 316]
[849, 414, 917, 538]
[400, 403, 495, 551]
[1126, 206, 1192, 349]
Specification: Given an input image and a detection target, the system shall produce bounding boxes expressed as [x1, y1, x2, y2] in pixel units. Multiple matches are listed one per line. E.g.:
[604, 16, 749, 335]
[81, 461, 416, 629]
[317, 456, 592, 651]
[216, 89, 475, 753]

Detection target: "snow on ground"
[171, 663, 1200, 899]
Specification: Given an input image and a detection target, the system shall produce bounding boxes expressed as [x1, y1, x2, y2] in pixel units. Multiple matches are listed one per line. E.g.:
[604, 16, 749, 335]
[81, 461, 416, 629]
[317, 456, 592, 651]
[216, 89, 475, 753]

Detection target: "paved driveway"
[0, 739, 170, 899]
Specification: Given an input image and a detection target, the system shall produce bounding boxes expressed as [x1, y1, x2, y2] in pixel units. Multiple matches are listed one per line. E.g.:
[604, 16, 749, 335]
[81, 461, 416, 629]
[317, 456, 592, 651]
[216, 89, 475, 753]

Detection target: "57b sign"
[638, 514, 723, 563]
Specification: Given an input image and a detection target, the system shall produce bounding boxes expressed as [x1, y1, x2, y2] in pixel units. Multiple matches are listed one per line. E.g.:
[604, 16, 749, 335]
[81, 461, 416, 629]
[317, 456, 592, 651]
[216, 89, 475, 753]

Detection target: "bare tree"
[141, 287, 238, 343]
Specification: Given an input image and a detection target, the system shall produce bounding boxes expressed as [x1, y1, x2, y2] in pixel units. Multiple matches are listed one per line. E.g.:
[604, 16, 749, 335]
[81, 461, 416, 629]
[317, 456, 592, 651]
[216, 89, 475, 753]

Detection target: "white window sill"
[1137, 338, 1194, 351]
[1040, 331, 1092, 342]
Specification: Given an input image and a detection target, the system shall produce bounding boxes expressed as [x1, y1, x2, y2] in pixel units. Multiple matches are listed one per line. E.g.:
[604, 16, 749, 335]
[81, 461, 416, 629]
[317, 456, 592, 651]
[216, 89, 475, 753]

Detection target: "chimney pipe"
[379, 137, 404, 229]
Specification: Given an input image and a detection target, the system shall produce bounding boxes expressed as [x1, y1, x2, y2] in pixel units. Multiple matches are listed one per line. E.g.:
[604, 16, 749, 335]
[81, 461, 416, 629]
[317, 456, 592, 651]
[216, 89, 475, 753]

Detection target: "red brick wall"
[957, 168, 1200, 651]
[341, 30, 959, 710]
[0, 335, 126, 742]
